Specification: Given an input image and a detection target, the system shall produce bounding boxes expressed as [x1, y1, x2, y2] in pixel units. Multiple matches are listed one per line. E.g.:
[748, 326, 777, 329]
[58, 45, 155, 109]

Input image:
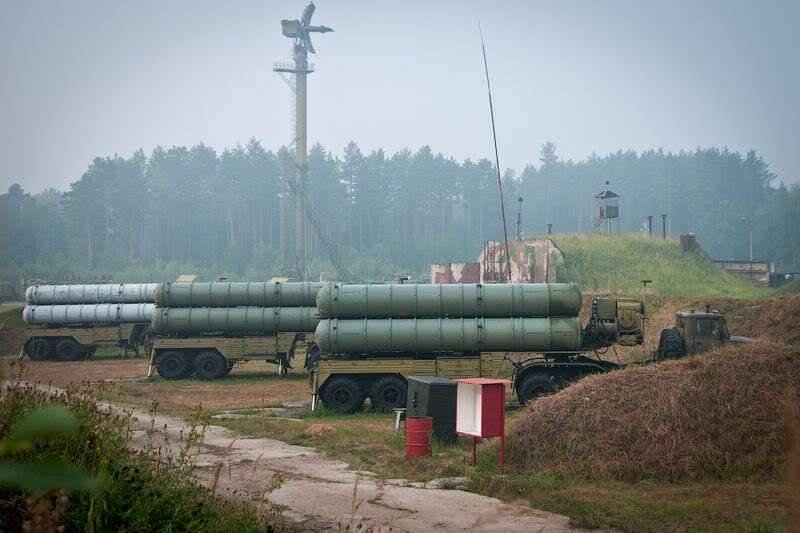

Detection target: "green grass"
[470, 471, 783, 532]
[779, 278, 800, 294]
[553, 233, 772, 298]
[216, 409, 783, 532]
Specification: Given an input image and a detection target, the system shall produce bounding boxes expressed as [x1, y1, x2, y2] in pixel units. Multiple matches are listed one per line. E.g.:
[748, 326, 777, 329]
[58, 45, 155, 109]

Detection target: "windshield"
[696, 318, 721, 339]
[722, 317, 731, 339]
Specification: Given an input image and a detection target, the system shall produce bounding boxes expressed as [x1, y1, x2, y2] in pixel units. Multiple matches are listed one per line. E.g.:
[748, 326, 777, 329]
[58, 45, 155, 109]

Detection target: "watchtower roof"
[594, 189, 620, 199]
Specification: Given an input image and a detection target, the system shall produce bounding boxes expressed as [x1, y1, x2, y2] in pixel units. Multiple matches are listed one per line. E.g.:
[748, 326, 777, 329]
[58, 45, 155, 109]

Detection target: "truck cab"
[676, 311, 729, 355]
[658, 308, 749, 360]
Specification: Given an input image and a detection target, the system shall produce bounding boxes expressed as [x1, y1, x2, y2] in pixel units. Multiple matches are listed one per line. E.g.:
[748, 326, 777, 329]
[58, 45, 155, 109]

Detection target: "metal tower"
[274, 2, 333, 280]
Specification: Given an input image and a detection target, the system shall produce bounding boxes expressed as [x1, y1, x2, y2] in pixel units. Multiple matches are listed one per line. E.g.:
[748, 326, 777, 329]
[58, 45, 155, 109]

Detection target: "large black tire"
[321, 376, 364, 414]
[516, 372, 558, 405]
[658, 328, 685, 360]
[156, 351, 192, 380]
[25, 338, 52, 361]
[54, 338, 82, 362]
[193, 351, 228, 380]
[370, 375, 407, 413]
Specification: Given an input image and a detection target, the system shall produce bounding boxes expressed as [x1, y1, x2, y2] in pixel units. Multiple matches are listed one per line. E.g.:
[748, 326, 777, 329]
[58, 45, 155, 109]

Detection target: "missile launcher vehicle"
[307, 283, 646, 413]
[308, 283, 745, 414]
[147, 281, 322, 380]
[19, 284, 157, 361]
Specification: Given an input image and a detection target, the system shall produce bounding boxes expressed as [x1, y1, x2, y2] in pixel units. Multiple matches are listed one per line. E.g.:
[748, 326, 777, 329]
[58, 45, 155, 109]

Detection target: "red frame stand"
[454, 378, 510, 473]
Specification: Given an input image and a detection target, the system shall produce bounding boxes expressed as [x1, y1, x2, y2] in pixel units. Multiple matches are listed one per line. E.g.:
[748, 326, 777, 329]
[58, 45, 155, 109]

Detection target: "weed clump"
[505, 343, 800, 480]
[0, 381, 274, 531]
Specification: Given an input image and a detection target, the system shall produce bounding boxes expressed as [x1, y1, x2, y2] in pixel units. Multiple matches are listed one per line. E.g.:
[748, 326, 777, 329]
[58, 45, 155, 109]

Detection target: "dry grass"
[1, 355, 310, 416]
[506, 343, 800, 480]
[0, 304, 25, 355]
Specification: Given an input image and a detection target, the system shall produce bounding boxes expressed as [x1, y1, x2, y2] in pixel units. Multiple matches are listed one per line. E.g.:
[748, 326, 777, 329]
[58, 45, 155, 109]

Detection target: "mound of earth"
[506, 343, 800, 480]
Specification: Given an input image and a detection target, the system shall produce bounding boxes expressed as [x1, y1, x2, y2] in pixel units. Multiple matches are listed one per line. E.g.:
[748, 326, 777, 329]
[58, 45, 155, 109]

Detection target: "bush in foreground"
[0, 381, 275, 532]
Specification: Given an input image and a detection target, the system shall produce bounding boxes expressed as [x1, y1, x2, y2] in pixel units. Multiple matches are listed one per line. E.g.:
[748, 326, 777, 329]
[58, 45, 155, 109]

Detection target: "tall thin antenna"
[479, 23, 512, 283]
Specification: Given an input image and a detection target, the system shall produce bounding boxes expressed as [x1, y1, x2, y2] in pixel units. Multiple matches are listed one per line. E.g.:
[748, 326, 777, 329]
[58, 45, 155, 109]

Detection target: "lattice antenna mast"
[273, 2, 333, 279]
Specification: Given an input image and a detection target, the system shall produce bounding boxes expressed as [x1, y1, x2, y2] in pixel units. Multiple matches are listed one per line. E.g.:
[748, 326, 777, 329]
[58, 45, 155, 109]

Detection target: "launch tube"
[154, 281, 324, 308]
[23, 304, 154, 325]
[151, 307, 319, 334]
[25, 283, 158, 304]
[316, 283, 582, 319]
[315, 317, 582, 353]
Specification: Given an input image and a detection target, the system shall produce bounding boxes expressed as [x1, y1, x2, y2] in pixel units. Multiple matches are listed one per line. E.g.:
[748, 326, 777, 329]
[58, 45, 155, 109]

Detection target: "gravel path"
[128, 406, 590, 532]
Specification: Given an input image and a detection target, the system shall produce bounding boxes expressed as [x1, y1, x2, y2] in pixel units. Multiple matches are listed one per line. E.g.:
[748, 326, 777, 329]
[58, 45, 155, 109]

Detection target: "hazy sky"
[1, 0, 798, 194]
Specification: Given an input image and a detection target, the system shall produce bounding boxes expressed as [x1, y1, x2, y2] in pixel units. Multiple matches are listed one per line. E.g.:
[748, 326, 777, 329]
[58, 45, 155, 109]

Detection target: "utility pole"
[661, 214, 667, 240]
[647, 215, 653, 238]
[516, 197, 523, 241]
[741, 216, 753, 261]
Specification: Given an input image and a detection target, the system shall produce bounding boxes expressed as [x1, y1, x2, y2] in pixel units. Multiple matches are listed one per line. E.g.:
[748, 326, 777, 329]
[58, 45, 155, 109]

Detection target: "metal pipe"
[25, 283, 158, 304]
[23, 304, 154, 325]
[154, 281, 323, 307]
[316, 317, 583, 353]
[151, 306, 319, 334]
[316, 283, 583, 319]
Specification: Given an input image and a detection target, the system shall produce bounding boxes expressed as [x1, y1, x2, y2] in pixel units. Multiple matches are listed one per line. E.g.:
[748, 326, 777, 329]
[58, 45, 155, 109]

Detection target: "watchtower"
[593, 181, 620, 234]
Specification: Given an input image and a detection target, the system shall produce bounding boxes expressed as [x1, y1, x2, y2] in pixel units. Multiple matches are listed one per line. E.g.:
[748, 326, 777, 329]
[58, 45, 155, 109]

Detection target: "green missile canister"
[152, 307, 319, 334]
[315, 317, 582, 353]
[154, 281, 323, 308]
[316, 283, 582, 319]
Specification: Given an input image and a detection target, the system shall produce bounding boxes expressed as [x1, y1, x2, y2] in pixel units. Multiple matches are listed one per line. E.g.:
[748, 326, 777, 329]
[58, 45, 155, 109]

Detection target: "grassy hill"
[552, 233, 771, 298]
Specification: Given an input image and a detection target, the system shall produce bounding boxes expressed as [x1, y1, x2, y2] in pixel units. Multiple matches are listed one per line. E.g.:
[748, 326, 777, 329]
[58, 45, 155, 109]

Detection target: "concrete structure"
[479, 239, 564, 283]
[433, 239, 565, 284]
[711, 259, 774, 285]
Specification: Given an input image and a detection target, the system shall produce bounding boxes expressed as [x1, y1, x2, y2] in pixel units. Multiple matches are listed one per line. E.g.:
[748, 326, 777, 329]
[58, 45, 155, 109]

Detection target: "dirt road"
[129, 405, 587, 532]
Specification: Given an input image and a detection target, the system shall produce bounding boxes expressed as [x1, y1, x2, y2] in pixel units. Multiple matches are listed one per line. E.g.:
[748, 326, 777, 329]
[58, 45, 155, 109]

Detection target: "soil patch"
[0, 356, 310, 416]
[0, 304, 25, 355]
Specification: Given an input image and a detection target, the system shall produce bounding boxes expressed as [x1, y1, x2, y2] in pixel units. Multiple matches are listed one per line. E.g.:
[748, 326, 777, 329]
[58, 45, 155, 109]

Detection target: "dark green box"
[407, 376, 457, 443]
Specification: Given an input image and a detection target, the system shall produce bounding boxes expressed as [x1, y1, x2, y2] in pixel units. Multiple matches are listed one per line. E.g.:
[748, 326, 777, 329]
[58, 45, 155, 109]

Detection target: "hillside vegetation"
[553, 233, 771, 298]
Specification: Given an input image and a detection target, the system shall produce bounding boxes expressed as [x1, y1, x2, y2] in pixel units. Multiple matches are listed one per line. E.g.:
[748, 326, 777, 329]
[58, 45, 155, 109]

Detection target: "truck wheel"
[321, 376, 364, 414]
[658, 328, 684, 360]
[370, 376, 407, 413]
[25, 338, 52, 361]
[516, 372, 558, 405]
[194, 351, 228, 380]
[54, 339, 82, 362]
[156, 351, 191, 380]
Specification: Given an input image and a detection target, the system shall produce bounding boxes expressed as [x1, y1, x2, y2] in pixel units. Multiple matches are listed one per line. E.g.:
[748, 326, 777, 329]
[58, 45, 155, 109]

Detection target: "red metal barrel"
[406, 416, 433, 458]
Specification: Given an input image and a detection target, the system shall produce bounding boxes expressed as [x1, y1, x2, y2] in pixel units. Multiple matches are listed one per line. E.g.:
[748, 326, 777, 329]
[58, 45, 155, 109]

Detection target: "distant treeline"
[1, 140, 798, 284]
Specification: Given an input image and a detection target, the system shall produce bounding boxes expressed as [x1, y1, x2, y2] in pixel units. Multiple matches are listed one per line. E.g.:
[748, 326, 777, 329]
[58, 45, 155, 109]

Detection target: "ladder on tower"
[284, 176, 362, 283]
